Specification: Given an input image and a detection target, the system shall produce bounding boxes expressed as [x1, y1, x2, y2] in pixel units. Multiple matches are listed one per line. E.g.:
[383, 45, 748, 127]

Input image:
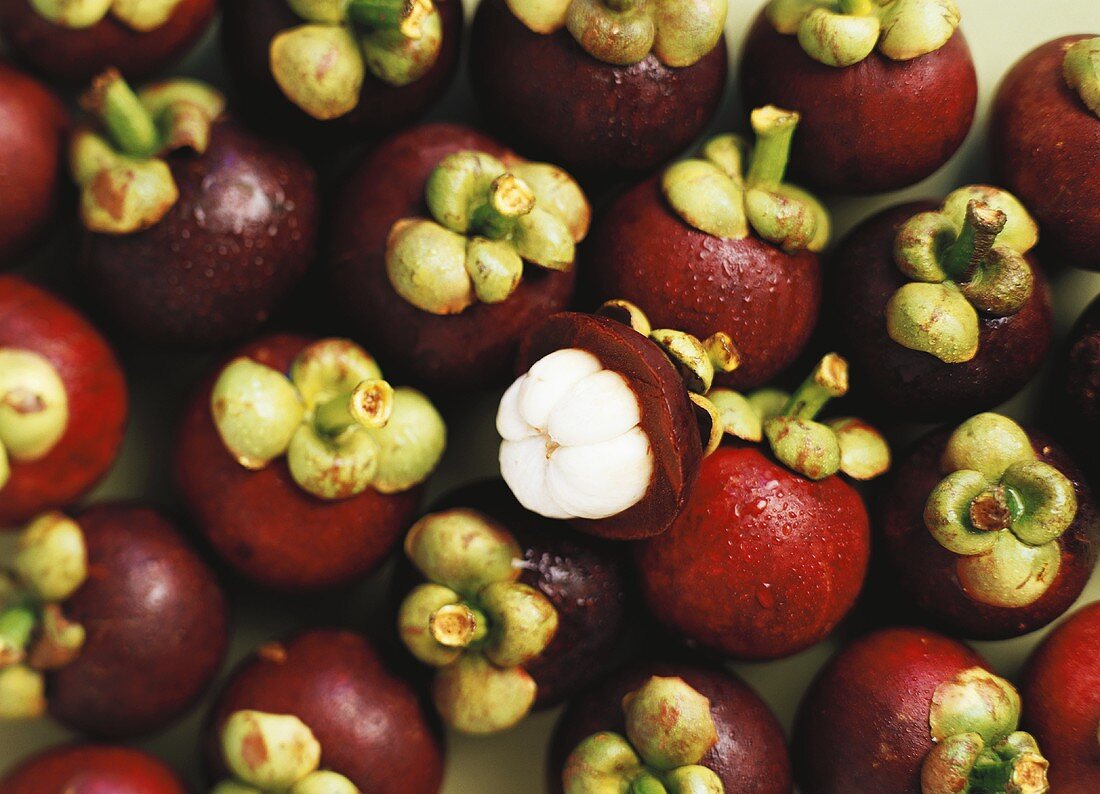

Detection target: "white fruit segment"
[497, 349, 653, 520]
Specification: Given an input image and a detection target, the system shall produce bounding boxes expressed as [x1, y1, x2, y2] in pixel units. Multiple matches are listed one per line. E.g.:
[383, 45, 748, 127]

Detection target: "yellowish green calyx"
[924, 413, 1077, 609]
[1063, 37, 1100, 118]
[397, 509, 560, 734]
[210, 338, 445, 501]
[0, 349, 69, 491]
[30, 0, 183, 31]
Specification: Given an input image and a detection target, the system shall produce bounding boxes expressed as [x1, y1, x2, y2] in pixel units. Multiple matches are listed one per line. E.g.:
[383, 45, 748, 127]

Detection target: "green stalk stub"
[210, 338, 445, 501]
[888, 186, 1039, 364]
[662, 108, 830, 252]
[70, 70, 225, 235]
[562, 676, 724, 793]
[30, 0, 183, 31]
[271, 0, 443, 120]
[387, 151, 590, 315]
[397, 509, 559, 734]
[766, 0, 960, 67]
[1063, 37, 1100, 118]
[0, 348, 70, 492]
[924, 413, 1076, 609]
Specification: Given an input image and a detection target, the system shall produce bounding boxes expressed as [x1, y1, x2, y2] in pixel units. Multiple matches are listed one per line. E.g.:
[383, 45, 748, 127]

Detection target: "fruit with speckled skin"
[2, 744, 186, 793]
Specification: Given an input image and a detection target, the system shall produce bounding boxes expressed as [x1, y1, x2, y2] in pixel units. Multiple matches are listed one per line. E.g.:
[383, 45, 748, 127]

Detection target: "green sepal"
[707, 388, 762, 442]
[404, 509, 522, 595]
[764, 416, 841, 480]
[924, 469, 1000, 556]
[360, 2, 443, 87]
[886, 281, 979, 364]
[397, 583, 465, 666]
[479, 580, 559, 668]
[941, 413, 1035, 480]
[221, 710, 322, 789]
[929, 667, 1022, 746]
[361, 387, 445, 493]
[286, 424, 381, 500]
[212, 358, 305, 471]
[432, 652, 537, 734]
[955, 532, 1061, 609]
[1002, 460, 1077, 547]
[1063, 37, 1100, 117]
[0, 348, 69, 464]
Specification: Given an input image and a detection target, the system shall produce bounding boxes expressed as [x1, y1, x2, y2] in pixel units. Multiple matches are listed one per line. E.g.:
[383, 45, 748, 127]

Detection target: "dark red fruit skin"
[991, 35, 1100, 271]
[329, 123, 575, 390]
[0, 62, 66, 267]
[831, 202, 1053, 422]
[1065, 296, 1100, 480]
[793, 627, 986, 794]
[635, 444, 870, 660]
[47, 504, 228, 738]
[880, 428, 1099, 640]
[175, 334, 422, 591]
[739, 11, 976, 195]
[548, 660, 792, 794]
[518, 312, 702, 540]
[0, 276, 128, 528]
[79, 118, 319, 350]
[1022, 602, 1100, 792]
[589, 176, 821, 389]
[220, 0, 461, 145]
[2, 744, 185, 793]
[204, 629, 445, 794]
[469, 0, 727, 178]
[0, 0, 215, 85]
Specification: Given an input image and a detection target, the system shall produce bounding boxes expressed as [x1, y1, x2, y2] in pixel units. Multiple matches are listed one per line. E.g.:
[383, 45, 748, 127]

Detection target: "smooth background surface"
[3, 0, 1099, 790]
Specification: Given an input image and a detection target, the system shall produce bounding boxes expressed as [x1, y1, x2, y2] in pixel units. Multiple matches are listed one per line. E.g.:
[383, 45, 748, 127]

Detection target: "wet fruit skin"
[329, 123, 575, 391]
[2, 744, 186, 793]
[1064, 296, 1100, 479]
[0, 0, 215, 85]
[469, 0, 727, 178]
[0, 62, 67, 268]
[204, 629, 445, 793]
[881, 428, 1099, 641]
[220, 0, 462, 145]
[991, 35, 1100, 271]
[831, 202, 1053, 423]
[793, 627, 986, 794]
[635, 444, 870, 661]
[548, 660, 793, 794]
[175, 333, 422, 591]
[739, 11, 977, 195]
[1022, 602, 1100, 792]
[588, 176, 822, 389]
[79, 118, 319, 350]
[0, 276, 128, 529]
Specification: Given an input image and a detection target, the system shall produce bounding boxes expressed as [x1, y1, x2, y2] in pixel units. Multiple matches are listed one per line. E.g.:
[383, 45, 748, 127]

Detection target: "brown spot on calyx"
[315, 44, 338, 81]
[3, 388, 46, 414]
[89, 168, 133, 220]
[240, 726, 270, 770]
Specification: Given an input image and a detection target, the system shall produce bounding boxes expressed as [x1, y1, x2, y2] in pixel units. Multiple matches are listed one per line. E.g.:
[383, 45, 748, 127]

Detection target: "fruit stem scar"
[429, 603, 489, 648]
[312, 379, 394, 437]
[943, 200, 1008, 282]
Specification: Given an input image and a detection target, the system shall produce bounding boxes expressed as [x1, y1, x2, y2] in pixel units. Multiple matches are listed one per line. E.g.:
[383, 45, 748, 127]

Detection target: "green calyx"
[210, 338, 445, 501]
[662, 108, 829, 252]
[70, 69, 224, 235]
[30, 0, 183, 31]
[766, 0, 960, 67]
[387, 151, 590, 315]
[1063, 37, 1100, 118]
[0, 348, 70, 493]
[505, 0, 725, 67]
[888, 186, 1039, 364]
[562, 677, 724, 794]
[271, 0, 442, 120]
[924, 413, 1076, 609]
[922, 668, 1049, 794]
[397, 509, 559, 734]
[218, 710, 360, 793]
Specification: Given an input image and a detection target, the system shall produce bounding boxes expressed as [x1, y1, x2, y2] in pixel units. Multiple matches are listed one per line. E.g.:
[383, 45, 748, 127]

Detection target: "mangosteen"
[1065, 295, 1100, 479]
[2, 744, 185, 793]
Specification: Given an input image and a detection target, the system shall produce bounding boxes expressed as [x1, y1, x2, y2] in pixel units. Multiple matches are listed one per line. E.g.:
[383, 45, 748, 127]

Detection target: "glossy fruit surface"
[1065, 295, 1100, 479]
[2, 744, 185, 793]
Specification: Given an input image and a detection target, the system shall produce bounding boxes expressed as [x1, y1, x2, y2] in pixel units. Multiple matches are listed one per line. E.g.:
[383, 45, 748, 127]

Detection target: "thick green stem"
[312, 379, 393, 437]
[604, 0, 639, 11]
[348, 0, 431, 37]
[470, 174, 535, 239]
[0, 606, 37, 663]
[747, 106, 798, 189]
[85, 69, 160, 157]
[838, 0, 875, 15]
[430, 603, 489, 649]
[782, 353, 848, 420]
[943, 201, 1007, 283]
[631, 772, 668, 794]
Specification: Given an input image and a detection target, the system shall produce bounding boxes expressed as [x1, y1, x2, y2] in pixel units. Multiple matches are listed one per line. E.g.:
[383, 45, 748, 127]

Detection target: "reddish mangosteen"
[739, 0, 976, 194]
[831, 186, 1053, 422]
[635, 353, 889, 660]
[204, 629, 445, 793]
[991, 36, 1100, 271]
[589, 105, 827, 389]
[2, 744, 185, 793]
[0, 0, 214, 85]
[793, 627, 1050, 794]
[1022, 601, 1100, 792]
[0, 276, 127, 528]
[469, 0, 728, 177]
[329, 123, 587, 390]
[70, 70, 319, 349]
[1065, 295, 1100, 478]
[0, 504, 228, 737]
[175, 334, 446, 591]
[220, 0, 461, 145]
[395, 479, 630, 735]
[880, 413, 1099, 640]
[549, 660, 792, 793]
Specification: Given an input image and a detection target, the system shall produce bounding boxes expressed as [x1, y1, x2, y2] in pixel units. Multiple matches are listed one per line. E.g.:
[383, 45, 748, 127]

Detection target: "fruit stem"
[746, 106, 799, 189]
[838, 0, 875, 14]
[943, 201, 1007, 283]
[429, 603, 489, 649]
[969, 486, 1014, 533]
[782, 353, 849, 421]
[603, 0, 639, 10]
[312, 380, 394, 437]
[630, 772, 668, 794]
[82, 69, 160, 158]
[470, 174, 536, 239]
[347, 0, 432, 38]
[0, 606, 37, 665]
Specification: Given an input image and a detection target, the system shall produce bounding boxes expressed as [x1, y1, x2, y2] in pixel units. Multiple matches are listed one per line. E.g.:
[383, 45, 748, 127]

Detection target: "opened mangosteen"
[991, 36, 1100, 271]
[204, 629, 444, 793]
[549, 660, 792, 794]
[469, 0, 727, 177]
[739, 0, 976, 194]
[0, 504, 227, 738]
[175, 334, 446, 591]
[831, 186, 1052, 422]
[0, 276, 127, 528]
[69, 70, 319, 349]
[329, 123, 587, 390]
[2, 744, 185, 793]
[589, 105, 827, 389]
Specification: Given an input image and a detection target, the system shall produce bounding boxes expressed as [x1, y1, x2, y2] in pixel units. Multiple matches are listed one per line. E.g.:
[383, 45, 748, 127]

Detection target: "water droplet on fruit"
[756, 583, 775, 609]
